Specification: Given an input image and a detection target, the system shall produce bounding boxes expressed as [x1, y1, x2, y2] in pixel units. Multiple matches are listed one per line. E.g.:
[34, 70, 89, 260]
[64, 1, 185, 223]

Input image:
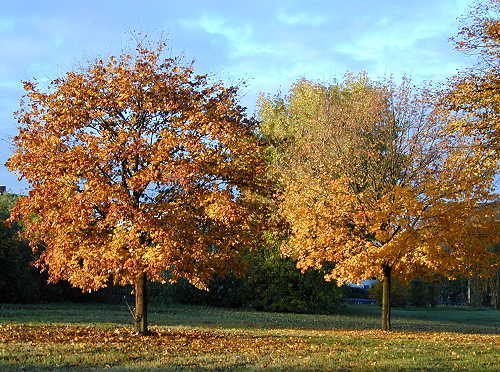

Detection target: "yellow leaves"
[375, 230, 391, 243]
[263, 74, 499, 289]
[439, 1, 500, 160]
[203, 191, 239, 224]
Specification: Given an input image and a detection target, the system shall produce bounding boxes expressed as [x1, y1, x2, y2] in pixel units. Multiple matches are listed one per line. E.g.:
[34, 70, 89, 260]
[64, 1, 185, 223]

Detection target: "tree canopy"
[439, 0, 499, 161]
[259, 74, 499, 329]
[7, 43, 266, 333]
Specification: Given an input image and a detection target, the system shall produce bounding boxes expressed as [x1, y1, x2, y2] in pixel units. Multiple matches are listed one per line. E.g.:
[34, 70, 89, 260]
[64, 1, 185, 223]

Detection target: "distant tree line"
[0, 193, 86, 303]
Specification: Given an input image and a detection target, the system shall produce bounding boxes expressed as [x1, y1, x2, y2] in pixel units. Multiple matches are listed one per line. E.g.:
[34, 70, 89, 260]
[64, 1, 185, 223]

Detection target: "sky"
[1, 0, 476, 194]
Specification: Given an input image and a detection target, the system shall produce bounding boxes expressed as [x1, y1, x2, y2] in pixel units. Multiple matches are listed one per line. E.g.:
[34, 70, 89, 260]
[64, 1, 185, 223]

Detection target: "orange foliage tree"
[259, 75, 499, 330]
[439, 0, 499, 160]
[7, 43, 266, 334]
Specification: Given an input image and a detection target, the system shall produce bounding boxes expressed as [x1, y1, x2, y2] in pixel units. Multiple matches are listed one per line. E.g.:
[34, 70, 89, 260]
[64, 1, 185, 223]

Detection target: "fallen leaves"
[0, 324, 313, 355]
[2, 323, 498, 352]
[1, 323, 499, 370]
[321, 329, 500, 345]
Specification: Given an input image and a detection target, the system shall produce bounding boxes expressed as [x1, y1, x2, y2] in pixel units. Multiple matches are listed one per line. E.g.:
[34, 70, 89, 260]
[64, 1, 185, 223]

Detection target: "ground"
[0, 303, 498, 371]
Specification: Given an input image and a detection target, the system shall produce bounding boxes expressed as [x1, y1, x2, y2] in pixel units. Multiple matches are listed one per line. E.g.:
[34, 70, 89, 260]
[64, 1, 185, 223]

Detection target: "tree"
[439, 0, 499, 160]
[259, 75, 499, 330]
[467, 242, 500, 309]
[7, 43, 266, 334]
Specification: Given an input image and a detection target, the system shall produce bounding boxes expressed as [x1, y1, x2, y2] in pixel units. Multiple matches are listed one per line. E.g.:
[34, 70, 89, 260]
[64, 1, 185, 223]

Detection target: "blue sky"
[1, 0, 475, 193]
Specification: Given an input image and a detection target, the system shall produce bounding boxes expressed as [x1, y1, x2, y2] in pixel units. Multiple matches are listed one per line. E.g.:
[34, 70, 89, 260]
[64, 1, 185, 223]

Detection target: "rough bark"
[134, 272, 148, 335]
[382, 265, 392, 330]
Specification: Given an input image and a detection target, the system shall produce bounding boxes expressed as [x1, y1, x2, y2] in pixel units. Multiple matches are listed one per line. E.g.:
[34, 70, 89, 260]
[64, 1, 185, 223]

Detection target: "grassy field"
[0, 302, 498, 371]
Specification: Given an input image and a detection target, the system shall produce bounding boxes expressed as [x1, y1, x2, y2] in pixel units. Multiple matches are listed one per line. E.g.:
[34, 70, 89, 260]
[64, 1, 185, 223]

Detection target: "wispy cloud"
[276, 10, 328, 26]
[179, 15, 276, 58]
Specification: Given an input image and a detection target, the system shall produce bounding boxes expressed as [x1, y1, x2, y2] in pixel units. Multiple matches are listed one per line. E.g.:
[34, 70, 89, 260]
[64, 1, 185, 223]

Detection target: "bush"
[165, 244, 343, 314]
[0, 194, 41, 303]
[169, 275, 245, 308]
[241, 249, 342, 314]
[407, 277, 439, 307]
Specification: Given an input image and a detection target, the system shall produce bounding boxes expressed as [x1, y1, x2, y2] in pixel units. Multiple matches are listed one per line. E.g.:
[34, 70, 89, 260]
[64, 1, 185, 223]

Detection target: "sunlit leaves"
[6, 42, 266, 293]
[259, 74, 499, 287]
[439, 0, 499, 159]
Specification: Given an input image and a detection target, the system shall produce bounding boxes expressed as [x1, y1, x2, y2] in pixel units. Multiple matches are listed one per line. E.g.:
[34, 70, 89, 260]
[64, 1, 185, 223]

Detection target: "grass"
[0, 302, 498, 371]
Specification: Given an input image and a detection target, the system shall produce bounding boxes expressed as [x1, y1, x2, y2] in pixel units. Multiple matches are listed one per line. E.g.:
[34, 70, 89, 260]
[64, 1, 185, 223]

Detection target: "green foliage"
[0, 194, 17, 218]
[0, 194, 39, 302]
[439, 277, 469, 305]
[168, 275, 245, 308]
[166, 241, 343, 314]
[407, 278, 440, 307]
[242, 246, 343, 314]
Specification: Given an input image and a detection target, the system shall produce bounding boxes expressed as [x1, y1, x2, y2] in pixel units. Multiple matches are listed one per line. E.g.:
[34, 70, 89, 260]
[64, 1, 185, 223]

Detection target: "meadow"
[0, 303, 498, 371]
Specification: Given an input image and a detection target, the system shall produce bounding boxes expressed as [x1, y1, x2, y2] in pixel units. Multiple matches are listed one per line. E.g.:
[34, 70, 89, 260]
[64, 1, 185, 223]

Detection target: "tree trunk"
[468, 277, 482, 307]
[382, 265, 392, 331]
[492, 271, 500, 310]
[134, 272, 149, 335]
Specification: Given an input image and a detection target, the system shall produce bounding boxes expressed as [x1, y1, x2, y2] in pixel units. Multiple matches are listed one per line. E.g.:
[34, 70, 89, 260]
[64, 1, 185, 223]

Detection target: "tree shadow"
[146, 303, 499, 335]
[0, 302, 498, 335]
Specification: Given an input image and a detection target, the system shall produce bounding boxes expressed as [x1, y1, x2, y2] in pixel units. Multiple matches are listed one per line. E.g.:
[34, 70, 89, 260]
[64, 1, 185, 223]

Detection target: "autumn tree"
[7, 43, 266, 334]
[439, 0, 499, 160]
[259, 75, 499, 330]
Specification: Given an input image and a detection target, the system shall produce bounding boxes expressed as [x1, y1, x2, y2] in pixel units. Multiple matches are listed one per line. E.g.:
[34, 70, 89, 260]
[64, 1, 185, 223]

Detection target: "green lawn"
[0, 303, 498, 371]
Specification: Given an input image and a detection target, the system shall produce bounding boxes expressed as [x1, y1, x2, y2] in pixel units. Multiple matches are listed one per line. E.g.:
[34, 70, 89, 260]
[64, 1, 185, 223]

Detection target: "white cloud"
[0, 0, 478, 193]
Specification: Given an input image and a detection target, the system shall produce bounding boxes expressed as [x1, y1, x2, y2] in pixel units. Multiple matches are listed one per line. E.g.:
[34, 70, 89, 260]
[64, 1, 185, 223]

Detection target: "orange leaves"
[22, 81, 35, 91]
[0, 323, 312, 357]
[1, 318, 499, 371]
[6, 42, 268, 294]
[2, 323, 497, 355]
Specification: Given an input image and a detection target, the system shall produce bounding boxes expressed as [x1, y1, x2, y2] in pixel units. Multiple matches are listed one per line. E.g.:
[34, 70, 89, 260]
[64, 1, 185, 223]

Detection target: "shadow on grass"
[0, 302, 498, 335]
[147, 303, 500, 335]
